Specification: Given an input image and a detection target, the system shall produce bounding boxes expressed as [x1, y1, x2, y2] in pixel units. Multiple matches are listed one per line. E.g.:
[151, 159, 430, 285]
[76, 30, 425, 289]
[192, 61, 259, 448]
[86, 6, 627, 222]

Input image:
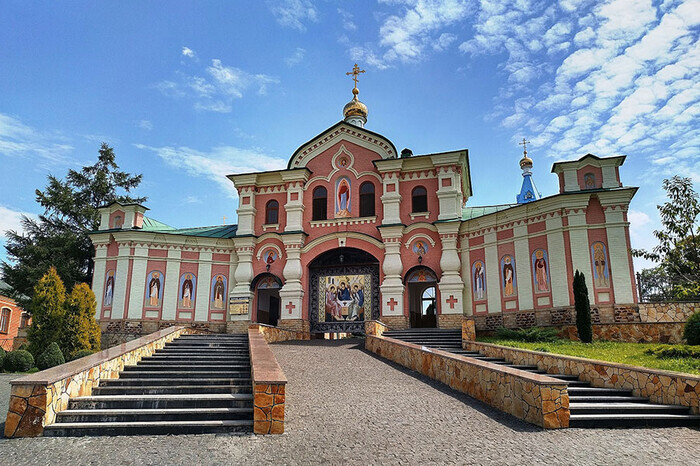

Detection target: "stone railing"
[465, 341, 700, 414]
[248, 329, 287, 434]
[364, 320, 389, 336]
[366, 335, 569, 428]
[558, 322, 687, 344]
[249, 323, 310, 343]
[5, 326, 187, 438]
[639, 302, 700, 323]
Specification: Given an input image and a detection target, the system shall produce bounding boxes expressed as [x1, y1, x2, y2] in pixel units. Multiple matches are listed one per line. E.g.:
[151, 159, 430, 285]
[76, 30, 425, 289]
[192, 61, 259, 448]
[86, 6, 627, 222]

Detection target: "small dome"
[343, 88, 368, 120]
[519, 155, 533, 169]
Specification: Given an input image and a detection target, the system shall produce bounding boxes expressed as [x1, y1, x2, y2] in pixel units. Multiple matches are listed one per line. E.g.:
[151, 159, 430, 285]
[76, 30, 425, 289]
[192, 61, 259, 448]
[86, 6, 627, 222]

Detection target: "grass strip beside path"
[477, 338, 700, 375]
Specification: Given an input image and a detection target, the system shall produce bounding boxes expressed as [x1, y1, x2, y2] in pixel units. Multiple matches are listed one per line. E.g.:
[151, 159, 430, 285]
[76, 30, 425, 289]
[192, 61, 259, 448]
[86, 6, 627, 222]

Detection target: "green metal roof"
[462, 204, 517, 220]
[142, 217, 238, 238]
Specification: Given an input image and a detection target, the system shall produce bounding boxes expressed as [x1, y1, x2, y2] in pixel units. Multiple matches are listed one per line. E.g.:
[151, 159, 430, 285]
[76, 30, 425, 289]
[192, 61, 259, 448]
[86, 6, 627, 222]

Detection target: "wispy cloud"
[285, 47, 306, 66]
[338, 8, 357, 31]
[0, 113, 74, 166]
[458, 0, 700, 179]
[155, 54, 279, 113]
[182, 46, 196, 58]
[268, 0, 318, 31]
[138, 120, 153, 130]
[134, 143, 287, 197]
[0, 205, 36, 240]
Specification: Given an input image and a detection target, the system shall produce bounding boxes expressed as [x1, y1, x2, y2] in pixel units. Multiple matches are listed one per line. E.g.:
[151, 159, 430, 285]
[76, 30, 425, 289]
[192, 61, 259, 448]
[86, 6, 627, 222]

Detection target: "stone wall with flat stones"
[367, 335, 570, 428]
[250, 323, 310, 343]
[100, 320, 227, 347]
[466, 341, 700, 414]
[559, 322, 686, 344]
[639, 302, 700, 323]
[381, 315, 409, 330]
[438, 314, 463, 329]
[277, 319, 310, 334]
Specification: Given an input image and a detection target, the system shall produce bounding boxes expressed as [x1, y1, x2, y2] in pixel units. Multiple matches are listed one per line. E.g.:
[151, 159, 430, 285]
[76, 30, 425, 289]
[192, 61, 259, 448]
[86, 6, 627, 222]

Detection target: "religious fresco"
[335, 176, 352, 218]
[472, 260, 486, 301]
[412, 240, 429, 257]
[584, 173, 596, 189]
[591, 242, 611, 288]
[210, 274, 227, 309]
[500, 255, 517, 297]
[262, 249, 278, 266]
[531, 249, 550, 293]
[103, 270, 115, 308]
[179, 273, 196, 309]
[145, 271, 164, 308]
[257, 275, 282, 289]
[406, 268, 437, 283]
[318, 273, 371, 323]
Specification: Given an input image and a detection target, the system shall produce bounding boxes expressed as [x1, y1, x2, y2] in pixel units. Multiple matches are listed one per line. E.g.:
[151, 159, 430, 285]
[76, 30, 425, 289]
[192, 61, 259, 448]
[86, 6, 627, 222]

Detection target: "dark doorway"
[405, 267, 438, 328]
[252, 273, 282, 327]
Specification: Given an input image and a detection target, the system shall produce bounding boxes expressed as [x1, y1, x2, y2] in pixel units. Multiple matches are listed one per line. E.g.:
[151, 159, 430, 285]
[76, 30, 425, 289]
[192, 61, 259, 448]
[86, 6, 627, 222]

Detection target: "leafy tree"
[27, 267, 66, 356]
[1, 143, 145, 307]
[636, 265, 673, 302]
[60, 282, 101, 360]
[574, 270, 593, 343]
[634, 176, 700, 300]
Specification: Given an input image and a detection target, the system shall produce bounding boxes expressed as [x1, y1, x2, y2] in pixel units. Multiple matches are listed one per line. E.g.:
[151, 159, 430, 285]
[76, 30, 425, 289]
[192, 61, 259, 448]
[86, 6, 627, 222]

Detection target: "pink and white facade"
[89, 89, 640, 337]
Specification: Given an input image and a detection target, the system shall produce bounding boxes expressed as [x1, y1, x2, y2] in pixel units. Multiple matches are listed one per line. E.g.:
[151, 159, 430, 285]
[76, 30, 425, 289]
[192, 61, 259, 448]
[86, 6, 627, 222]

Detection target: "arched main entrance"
[308, 247, 380, 333]
[405, 266, 438, 328]
[251, 273, 282, 327]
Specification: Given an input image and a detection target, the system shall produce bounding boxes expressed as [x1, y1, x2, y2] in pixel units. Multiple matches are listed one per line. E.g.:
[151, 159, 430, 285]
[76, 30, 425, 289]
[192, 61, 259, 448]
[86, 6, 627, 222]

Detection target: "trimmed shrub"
[683, 311, 700, 346]
[573, 270, 593, 343]
[36, 342, 66, 370]
[645, 345, 700, 359]
[60, 282, 101, 360]
[71, 349, 96, 361]
[28, 267, 66, 357]
[5, 350, 35, 372]
[495, 326, 559, 343]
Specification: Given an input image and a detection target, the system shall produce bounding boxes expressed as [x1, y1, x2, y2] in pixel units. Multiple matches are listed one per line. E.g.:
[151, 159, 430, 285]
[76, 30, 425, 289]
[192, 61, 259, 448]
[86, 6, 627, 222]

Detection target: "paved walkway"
[1, 339, 699, 465]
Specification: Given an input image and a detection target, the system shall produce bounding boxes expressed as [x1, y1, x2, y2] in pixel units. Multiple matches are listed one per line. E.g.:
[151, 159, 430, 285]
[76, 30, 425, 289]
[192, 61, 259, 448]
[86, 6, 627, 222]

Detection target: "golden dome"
[519, 154, 533, 169]
[343, 88, 368, 119]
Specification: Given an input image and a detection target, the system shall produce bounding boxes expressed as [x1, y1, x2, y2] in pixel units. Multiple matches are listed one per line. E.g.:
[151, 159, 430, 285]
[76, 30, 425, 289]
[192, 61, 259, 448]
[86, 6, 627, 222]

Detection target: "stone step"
[43, 419, 254, 437]
[68, 393, 254, 410]
[117, 371, 250, 379]
[93, 384, 252, 395]
[545, 374, 581, 381]
[124, 364, 251, 372]
[568, 395, 649, 403]
[55, 407, 254, 423]
[155, 348, 249, 354]
[103, 377, 252, 386]
[144, 355, 250, 360]
[165, 342, 250, 347]
[503, 365, 540, 371]
[567, 386, 633, 396]
[569, 402, 691, 415]
[569, 413, 700, 428]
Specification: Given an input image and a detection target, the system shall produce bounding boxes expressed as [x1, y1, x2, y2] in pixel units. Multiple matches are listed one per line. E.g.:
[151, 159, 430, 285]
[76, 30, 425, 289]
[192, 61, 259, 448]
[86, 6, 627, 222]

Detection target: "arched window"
[312, 186, 327, 221]
[359, 181, 375, 217]
[412, 186, 428, 213]
[421, 287, 436, 316]
[19, 312, 29, 329]
[0, 307, 10, 334]
[265, 200, 279, 225]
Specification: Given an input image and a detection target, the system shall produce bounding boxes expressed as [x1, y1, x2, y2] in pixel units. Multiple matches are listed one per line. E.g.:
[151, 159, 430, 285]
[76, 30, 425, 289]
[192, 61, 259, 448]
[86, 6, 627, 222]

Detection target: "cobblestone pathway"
[2, 339, 699, 465]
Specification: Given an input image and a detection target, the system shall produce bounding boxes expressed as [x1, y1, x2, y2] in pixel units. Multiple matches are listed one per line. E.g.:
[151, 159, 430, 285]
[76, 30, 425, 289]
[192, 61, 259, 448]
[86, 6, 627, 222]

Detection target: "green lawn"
[477, 338, 700, 375]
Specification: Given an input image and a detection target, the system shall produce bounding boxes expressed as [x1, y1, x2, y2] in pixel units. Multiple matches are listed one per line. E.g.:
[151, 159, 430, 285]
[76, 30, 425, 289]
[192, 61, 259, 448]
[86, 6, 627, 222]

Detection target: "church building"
[89, 66, 639, 339]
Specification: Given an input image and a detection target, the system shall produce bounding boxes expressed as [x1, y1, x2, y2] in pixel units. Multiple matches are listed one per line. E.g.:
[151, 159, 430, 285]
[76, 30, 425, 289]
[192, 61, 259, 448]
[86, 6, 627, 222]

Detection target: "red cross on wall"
[285, 302, 296, 314]
[386, 298, 398, 311]
[446, 295, 458, 309]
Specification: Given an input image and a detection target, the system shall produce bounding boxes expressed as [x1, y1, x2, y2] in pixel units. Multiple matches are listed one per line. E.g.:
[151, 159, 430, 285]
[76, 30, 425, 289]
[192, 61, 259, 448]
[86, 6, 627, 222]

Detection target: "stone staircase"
[44, 334, 254, 436]
[383, 329, 700, 428]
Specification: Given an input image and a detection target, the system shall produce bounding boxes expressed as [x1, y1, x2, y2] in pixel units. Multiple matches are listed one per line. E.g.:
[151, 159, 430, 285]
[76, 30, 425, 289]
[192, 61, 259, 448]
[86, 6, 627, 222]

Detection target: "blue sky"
[1, 0, 698, 272]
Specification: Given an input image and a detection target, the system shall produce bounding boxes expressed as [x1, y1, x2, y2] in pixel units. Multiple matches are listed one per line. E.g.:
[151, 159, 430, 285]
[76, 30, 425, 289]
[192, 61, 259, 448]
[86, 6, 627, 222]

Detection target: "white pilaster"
[513, 225, 533, 310]
[604, 209, 635, 303]
[379, 226, 404, 317]
[460, 246, 473, 316]
[279, 234, 305, 321]
[436, 222, 464, 316]
[546, 215, 570, 307]
[112, 243, 130, 320]
[161, 248, 179, 320]
[484, 232, 500, 313]
[195, 251, 213, 321]
[92, 246, 108, 318]
[567, 211, 596, 302]
[127, 245, 149, 319]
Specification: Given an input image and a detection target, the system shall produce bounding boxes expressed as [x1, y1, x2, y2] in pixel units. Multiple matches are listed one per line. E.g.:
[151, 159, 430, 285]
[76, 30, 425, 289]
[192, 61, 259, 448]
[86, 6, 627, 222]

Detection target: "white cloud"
[268, 0, 318, 31]
[0, 205, 36, 240]
[134, 144, 287, 197]
[138, 120, 153, 130]
[285, 47, 306, 67]
[155, 56, 279, 112]
[338, 8, 357, 31]
[182, 46, 196, 58]
[0, 113, 74, 165]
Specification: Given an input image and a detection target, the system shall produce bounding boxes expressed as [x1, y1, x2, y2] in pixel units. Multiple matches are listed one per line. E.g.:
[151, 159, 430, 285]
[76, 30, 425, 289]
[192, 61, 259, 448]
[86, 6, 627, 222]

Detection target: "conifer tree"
[60, 282, 101, 360]
[573, 270, 593, 343]
[27, 267, 66, 356]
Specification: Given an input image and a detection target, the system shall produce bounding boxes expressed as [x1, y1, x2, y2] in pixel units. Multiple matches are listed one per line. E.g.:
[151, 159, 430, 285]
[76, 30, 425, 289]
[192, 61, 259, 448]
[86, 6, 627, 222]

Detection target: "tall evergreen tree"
[27, 267, 66, 356]
[60, 282, 101, 360]
[573, 270, 593, 344]
[2, 143, 145, 307]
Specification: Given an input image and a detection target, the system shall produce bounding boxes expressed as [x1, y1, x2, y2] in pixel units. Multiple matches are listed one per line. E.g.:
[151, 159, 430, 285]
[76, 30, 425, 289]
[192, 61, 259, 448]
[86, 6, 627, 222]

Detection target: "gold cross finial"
[518, 137, 530, 156]
[222, 215, 227, 225]
[346, 63, 365, 89]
